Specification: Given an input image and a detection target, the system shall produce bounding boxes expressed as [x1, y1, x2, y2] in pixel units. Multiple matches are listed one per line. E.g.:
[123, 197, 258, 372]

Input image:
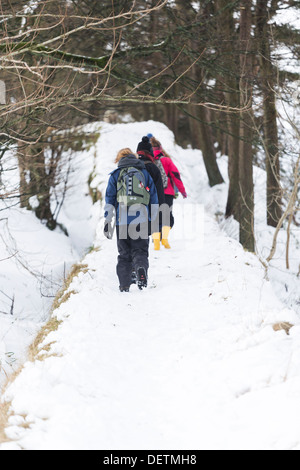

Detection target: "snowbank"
[0, 137, 99, 385]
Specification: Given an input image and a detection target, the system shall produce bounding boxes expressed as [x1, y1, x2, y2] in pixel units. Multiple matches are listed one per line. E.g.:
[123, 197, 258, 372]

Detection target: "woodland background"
[0, 0, 299, 255]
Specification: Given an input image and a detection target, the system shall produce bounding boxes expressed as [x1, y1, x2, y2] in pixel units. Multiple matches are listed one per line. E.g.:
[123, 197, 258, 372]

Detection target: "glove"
[182, 192, 187, 199]
[104, 221, 114, 240]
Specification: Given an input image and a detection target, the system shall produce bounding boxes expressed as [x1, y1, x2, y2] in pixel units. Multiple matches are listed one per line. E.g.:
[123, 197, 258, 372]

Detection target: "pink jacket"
[153, 149, 187, 198]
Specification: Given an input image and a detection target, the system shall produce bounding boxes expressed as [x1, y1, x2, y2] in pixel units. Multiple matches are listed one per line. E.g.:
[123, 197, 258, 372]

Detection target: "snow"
[0, 120, 299, 450]
[271, 6, 300, 31]
[273, 44, 300, 75]
[269, 6, 300, 76]
[0, 141, 96, 382]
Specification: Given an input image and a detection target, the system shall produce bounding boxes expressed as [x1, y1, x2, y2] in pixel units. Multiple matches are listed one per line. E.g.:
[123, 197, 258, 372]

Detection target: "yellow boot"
[161, 226, 171, 249]
[152, 232, 161, 251]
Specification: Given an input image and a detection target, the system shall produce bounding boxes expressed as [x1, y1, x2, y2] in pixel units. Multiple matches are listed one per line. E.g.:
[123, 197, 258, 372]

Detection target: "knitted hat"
[137, 136, 153, 154]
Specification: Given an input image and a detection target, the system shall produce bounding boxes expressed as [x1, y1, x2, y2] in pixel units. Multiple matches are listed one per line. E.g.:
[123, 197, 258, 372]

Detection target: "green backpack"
[117, 167, 151, 206]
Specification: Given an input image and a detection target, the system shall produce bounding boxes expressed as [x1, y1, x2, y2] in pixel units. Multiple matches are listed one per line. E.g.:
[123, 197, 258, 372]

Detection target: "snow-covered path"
[2, 207, 300, 450]
[1, 121, 300, 450]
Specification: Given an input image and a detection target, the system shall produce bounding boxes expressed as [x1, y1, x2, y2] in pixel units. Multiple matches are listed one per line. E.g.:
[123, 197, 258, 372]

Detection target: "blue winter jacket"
[104, 155, 159, 226]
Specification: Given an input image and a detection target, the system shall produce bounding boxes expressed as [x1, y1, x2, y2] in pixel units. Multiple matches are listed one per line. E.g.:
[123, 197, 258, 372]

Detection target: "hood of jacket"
[153, 148, 165, 160]
[118, 154, 146, 170]
[137, 150, 155, 163]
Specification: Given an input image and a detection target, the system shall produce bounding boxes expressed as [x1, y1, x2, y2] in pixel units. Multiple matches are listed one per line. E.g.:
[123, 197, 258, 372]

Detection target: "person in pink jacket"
[150, 136, 187, 249]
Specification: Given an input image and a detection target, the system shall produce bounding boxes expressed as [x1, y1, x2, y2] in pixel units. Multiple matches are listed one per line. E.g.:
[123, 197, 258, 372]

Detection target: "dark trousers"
[116, 226, 150, 287]
[164, 194, 175, 228]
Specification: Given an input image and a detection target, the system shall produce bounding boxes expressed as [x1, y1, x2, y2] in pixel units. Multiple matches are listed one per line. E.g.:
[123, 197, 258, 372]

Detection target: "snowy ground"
[0, 121, 299, 450]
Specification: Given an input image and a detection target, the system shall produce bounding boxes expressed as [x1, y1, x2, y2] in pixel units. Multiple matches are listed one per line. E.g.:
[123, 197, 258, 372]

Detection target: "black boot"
[131, 270, 137, 285]
[119, 286, 130, 293]
[137, 267, 147, 290]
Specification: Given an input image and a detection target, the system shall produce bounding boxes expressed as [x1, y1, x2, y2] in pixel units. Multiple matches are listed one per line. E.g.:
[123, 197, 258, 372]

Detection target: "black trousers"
[116, 226, 150, 288]
[164, 194, 175, 229]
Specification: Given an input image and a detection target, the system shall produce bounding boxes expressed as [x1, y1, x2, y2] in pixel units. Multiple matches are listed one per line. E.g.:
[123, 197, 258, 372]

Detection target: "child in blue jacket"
[104, 148, 158, 292]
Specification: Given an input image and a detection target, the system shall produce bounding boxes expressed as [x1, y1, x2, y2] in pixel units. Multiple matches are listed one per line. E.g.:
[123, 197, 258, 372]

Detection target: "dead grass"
[29, 264, 88, 361]
[52, 263, 88, 312]
[0, 262, 90, 445]
[0, 402, 11, 443]
[273, 322, 294, 335]
[0, 364, 25, 444]
[28, 263, 88, 361]
[27, 316, 63, 362]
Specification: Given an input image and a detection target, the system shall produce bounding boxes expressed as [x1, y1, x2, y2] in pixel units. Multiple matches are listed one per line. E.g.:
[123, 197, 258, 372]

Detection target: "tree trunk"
[239, 0, 255, 252]
[256, 0, 282, 227]
[22, 140, 57, 230]
[176, 0, 224, 187]
[187, 104, 200, 149]
[197, 105, 224, 187]
[33, 144, 56, 230]
[187, 104, 224, 186]
[18, 145, 30, 209]
[216, 0, 241, 220]
[225, 108, 240, 219]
